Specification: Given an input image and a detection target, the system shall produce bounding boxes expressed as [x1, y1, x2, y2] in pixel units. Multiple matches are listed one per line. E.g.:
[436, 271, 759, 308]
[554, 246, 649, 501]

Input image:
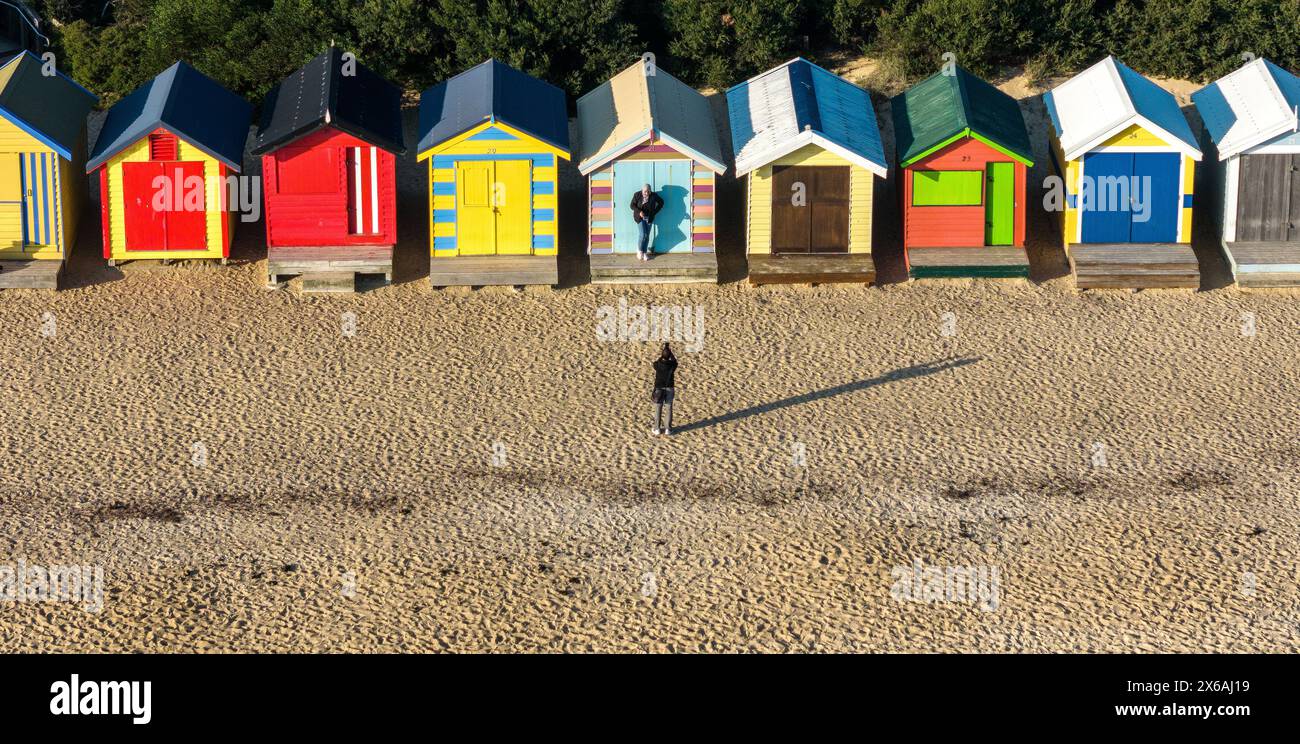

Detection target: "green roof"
[891, 66, 1033, 167]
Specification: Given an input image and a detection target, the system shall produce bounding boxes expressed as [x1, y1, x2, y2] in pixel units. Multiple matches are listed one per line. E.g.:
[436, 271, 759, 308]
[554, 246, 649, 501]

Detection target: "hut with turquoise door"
[1045, 56, 1202, 288]
[1192, 58, 1300, 288]
[892, 66, 1033, 279]
[0, 51, 97, 290]
[418, 59, 570, 287]
[727, 58, 887, 284]
[577, 58, 727, 284]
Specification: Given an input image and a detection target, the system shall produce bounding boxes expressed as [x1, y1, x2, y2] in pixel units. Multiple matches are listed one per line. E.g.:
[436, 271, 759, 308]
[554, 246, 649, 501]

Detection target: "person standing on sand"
[652, 343, 677, 436]
[631, 183, 663, 262]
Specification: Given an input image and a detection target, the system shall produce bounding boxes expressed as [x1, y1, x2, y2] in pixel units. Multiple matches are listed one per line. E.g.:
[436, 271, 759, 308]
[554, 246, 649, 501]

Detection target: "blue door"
[1129, 152, 1180, 243]
[1080, 152, 1133, 243]
[612, 159, 692, 254]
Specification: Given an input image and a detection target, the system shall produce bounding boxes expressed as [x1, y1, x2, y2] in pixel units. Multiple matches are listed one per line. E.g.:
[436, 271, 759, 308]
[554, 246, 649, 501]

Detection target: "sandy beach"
[0, 66, 1297, 653]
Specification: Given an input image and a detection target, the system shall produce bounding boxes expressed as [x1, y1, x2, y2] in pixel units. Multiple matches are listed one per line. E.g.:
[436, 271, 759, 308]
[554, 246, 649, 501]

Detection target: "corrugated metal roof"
[727, 58, 887, 177]
[1044, 56, 1200, 161]
[252, 47, 405, 156]
[417, 59, 569, 157]
[890, 65, 1033, 167]
[1192, 58, 1300, 160]
[0, 51, 96, 160]
[87, 61, 252, 172]
[576, 59, 725, 175]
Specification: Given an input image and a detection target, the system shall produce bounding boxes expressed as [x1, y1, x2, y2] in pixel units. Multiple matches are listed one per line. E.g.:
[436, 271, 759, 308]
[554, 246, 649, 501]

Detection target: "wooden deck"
[1069, 243, 1199, 289]
[0, 259, 62, 290]
[1225, 241, 1300, 288]
[268, 245, 393, 291]
[907, 246, 1029, 279]
[428, 255, 558, 287]
[747, 254, 875, 285]
[589, 252, 717, 285]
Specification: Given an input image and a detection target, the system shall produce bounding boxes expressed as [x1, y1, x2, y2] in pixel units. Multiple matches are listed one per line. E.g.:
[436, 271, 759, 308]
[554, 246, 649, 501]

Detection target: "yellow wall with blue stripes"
[0, 115, 85, 260]
[420, 121, 565, 258]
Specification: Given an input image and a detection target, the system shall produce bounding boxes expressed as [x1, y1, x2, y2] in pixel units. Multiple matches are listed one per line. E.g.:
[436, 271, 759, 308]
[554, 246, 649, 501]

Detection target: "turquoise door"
[612, 159, 692, 254]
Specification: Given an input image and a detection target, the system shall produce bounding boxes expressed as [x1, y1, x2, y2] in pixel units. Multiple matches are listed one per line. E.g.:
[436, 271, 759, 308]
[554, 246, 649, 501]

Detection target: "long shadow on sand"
[676, 356, 982, 434]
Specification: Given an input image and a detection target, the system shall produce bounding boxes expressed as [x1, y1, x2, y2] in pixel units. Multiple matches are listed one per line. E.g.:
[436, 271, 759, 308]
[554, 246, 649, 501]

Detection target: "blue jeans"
[637, 219, 653, 255]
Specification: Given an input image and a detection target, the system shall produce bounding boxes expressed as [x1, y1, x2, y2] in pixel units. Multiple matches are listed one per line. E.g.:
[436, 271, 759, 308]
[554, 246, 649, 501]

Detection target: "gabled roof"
[417, 59, 569, 158]
[87, 61, 252, 172]
[252, 47, 405, 156]
[891, 65, 1033, 167]
[1044, 56, 1201, 161]
[726, 58, 886, 178]
[576, 59, 726, 175]
[1192, 58, 1300, 160]
[0, 51, 96, 160]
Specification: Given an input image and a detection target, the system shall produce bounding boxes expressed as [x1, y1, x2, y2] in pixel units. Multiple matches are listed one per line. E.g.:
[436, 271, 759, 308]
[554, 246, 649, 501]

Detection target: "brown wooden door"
[770, 165, 850, 254]
[1237, 154, 1292, 242]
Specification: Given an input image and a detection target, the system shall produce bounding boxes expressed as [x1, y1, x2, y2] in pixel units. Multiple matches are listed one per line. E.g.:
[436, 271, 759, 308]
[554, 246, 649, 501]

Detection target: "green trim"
[910, 264, 1030, 279]
[899, 129, 969, 167]
[912, 169, 983, 206]
[969, 131, 1033, 167]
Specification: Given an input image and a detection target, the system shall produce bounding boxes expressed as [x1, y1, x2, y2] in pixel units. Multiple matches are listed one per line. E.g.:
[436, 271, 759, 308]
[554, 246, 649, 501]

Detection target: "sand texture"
[0, 67, 1297, 653]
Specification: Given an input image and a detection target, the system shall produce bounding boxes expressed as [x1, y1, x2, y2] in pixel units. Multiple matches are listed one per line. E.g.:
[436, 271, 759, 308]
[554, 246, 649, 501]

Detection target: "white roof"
[1195, 59, 1300, 160]
[1047, 56, 1201, 161]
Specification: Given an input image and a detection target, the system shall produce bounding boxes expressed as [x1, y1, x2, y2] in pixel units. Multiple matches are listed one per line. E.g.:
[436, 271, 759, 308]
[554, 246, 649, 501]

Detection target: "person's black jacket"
[631, 191, 664, 224]
[653, 355, 677, 389]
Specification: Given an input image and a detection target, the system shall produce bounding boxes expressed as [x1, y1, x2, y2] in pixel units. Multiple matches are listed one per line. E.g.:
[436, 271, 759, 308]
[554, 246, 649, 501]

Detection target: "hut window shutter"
[912, 170, 983, 206]
[149, 133, 179, 161]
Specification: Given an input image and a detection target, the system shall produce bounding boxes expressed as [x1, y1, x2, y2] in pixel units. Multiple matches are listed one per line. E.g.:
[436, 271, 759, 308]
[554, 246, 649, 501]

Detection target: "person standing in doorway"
[652, 343, 677, 435]
[631, 183, 663, 262]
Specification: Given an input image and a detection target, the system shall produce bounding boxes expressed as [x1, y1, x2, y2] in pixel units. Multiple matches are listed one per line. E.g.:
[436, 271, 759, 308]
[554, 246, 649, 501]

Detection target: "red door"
[164, 162, 207, 250]
[122, 161, 207, 251]
[123, 162, 166, 250]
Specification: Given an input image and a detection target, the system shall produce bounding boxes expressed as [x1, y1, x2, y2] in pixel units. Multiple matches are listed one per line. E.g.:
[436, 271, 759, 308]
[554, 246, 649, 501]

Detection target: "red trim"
[219, 163, 229, 258]
[98, 168, 111, 259]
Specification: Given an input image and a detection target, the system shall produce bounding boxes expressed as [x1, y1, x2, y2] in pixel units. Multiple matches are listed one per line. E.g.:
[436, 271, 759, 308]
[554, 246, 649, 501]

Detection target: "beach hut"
[892, 66, 1033, 279]
[1192, 58, 1300, 288]
[577, 59, 727, 284]
[727, 58, 887, 284]
[87, 61, 251, 265]
[418, 59, 569, 287]
[252, 48, 404, 292]
[0, 51, 96, 290]
[1044, 56, 1202, 288]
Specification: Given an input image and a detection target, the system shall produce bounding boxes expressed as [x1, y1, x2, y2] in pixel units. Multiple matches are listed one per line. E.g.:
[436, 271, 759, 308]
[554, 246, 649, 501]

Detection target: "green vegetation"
[29, 0, 1300, 106]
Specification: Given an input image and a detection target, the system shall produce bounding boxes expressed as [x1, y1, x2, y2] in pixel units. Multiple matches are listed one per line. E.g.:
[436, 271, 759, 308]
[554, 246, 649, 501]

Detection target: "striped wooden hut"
[87, 62, 251, 265]
[252, 48, 405, 292]
[892, 66, 1033, 279]
[577, 59, 726, 284]
[418, 59, 569, 287]
[0, 51, 96, 289]
[1045, 56, 1202, 288]
[1193, 58, 1300, 288]
[727, 58, 887, 284]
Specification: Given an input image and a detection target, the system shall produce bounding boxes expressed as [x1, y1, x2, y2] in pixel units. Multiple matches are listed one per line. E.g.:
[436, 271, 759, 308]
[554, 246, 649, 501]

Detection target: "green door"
[984, 162, 1014, 246]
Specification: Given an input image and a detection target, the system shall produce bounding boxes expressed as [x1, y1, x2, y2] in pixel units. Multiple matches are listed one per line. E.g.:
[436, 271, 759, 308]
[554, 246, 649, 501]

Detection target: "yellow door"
[493, 160, 532, 255]
[0, 154, 23, 252]
[456, 162, 496, 255]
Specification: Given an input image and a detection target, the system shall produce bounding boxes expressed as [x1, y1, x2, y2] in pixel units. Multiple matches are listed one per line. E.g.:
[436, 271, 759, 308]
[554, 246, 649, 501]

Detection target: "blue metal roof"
[726, 58, 885, 176]
[417, 59, 569, 156]
[1114, 59, 1199, 152]
[87, 61, 252, 172]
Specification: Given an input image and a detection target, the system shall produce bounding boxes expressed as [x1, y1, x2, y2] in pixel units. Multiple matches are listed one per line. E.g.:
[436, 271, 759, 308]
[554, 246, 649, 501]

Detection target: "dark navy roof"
[87, 61, 252, 172]
[0, 51, 97, 160]
[252, 47, 405, 156]
[417, 59, 569, 155]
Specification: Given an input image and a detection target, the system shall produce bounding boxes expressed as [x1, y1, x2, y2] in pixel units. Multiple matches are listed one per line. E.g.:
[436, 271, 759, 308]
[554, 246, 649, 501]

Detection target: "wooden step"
[748, 254, 875, 285]
[301, 272, 355, 294]
[590, 252, 717, 284]
[269, 245, 393, 288]
[0, 260, 62, 290]
[907, 246, 1029, 279]
[1069, 243, 1199, 289]
[428, 255, 558, 287]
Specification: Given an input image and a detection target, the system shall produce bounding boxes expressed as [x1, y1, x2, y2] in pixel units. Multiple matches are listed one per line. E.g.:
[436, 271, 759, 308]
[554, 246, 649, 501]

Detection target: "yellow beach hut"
[86, 62, 251, 265]
[418, 59, 570, 287]
[0, 51, 97, 289]
[1045, 56, 1202, 288]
